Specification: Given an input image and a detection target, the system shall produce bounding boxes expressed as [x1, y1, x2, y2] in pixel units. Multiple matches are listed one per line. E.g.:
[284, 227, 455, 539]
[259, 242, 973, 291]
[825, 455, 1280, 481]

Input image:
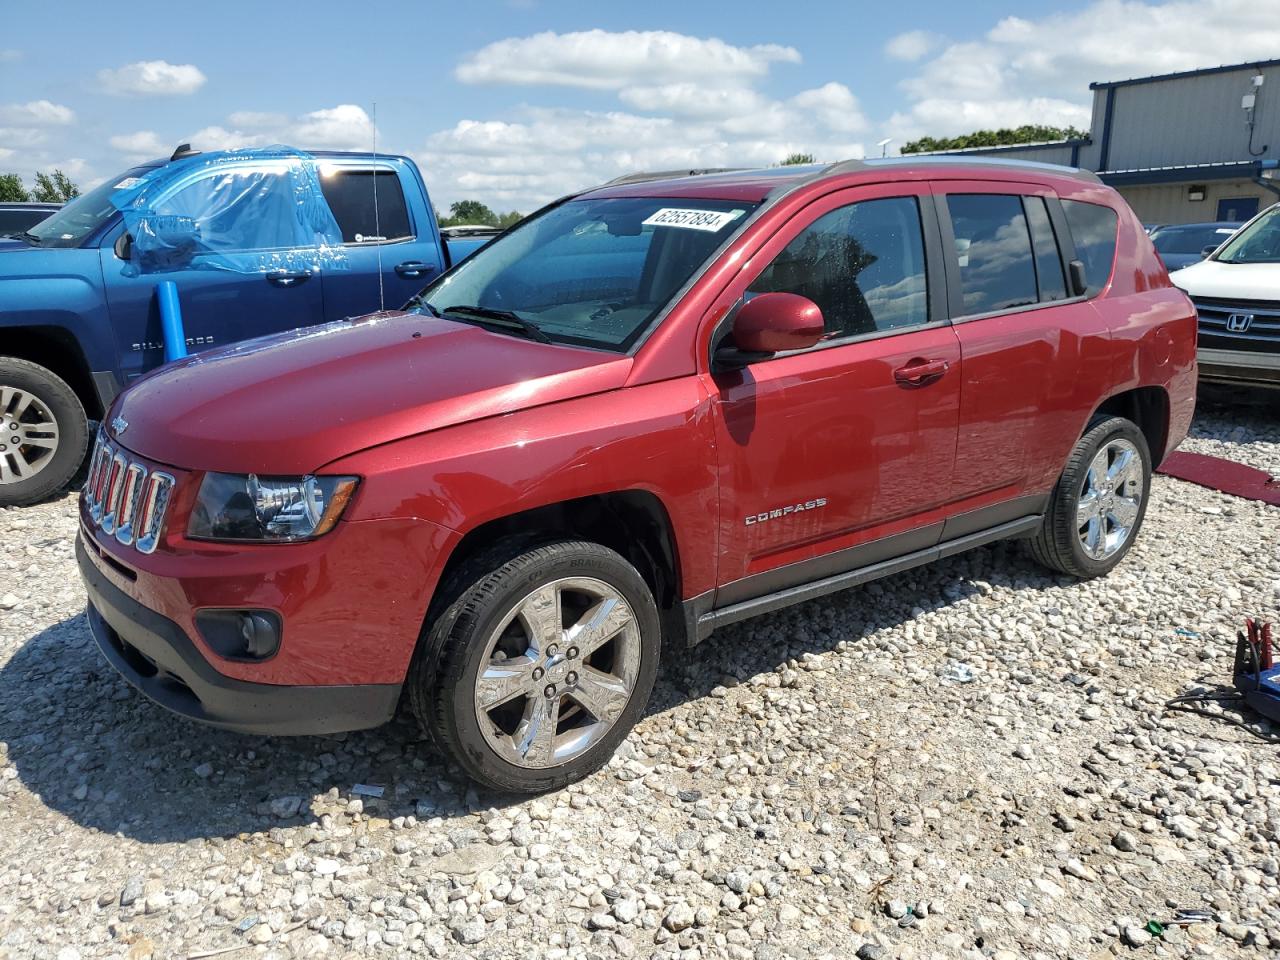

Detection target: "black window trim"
[710, 191, 949, 364]
[1057, 196, 1120, 300]
[321, 163, 418, 246]
[935, 189, 1106, 324]
[1023, 195, 1069, 304]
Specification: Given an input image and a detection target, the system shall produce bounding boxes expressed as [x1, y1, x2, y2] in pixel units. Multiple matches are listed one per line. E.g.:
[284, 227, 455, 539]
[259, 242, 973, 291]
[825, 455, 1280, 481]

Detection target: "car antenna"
[170, 142, 200, 161]
[371, 101, 385, 313]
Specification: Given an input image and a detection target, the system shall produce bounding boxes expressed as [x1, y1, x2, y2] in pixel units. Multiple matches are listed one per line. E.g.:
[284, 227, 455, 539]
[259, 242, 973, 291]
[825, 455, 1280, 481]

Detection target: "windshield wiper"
[441, 304, 552, 344]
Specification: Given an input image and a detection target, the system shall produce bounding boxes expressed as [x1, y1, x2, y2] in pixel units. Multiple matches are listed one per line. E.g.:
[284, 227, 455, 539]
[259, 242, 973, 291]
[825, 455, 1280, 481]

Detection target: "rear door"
[705, 184, 962, 604]
[100, 160, 327, 382]
[938, 183, 1112, 516]
[317, 162, 443, 319]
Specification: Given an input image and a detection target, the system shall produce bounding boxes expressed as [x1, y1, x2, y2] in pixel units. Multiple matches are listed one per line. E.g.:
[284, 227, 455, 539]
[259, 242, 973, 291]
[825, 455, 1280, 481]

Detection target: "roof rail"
[601, 167, 744, 187]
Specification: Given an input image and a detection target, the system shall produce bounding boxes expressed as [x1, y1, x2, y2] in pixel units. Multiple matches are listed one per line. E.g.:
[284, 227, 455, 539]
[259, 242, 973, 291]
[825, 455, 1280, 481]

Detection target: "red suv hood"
[109, 311, 631, 474]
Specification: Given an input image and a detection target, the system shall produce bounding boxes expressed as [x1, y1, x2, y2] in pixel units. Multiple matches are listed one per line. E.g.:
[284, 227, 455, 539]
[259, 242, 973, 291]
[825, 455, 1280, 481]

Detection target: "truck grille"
[83, 432, 175, 554]
[1194, 297, 1280, 352]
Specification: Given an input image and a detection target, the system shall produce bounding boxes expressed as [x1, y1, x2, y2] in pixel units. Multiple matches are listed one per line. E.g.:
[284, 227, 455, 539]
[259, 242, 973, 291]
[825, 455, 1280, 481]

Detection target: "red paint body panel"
[111, 311, 630, 474]
[84, 160, 1198, 699]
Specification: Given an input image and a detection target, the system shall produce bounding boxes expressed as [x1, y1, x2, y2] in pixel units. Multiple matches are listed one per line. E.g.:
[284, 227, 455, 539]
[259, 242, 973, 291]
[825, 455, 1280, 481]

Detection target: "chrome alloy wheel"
[1076, 437, 1143, 560]
[473, 577, 641, 769]
[0, 386, 59, 484]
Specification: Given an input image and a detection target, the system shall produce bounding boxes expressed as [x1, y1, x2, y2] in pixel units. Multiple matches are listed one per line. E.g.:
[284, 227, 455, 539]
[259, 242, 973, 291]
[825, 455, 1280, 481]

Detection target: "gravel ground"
[0, 402, 1278, 960]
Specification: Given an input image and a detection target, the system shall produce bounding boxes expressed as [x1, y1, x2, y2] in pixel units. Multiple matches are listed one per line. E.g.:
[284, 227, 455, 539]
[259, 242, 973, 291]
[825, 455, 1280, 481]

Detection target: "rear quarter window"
[1062, 199, 1119, 296]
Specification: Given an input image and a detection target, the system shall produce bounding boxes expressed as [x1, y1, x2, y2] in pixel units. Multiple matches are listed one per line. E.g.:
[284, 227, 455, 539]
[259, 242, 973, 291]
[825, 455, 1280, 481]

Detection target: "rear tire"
[0, 357, 89, 507]
[409, 540, 661, 794]
[1029, 415, 1151, 579]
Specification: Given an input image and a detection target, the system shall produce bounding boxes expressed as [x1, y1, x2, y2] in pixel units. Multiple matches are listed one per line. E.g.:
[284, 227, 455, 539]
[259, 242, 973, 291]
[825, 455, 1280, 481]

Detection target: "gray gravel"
[1, 404, 1278, 959]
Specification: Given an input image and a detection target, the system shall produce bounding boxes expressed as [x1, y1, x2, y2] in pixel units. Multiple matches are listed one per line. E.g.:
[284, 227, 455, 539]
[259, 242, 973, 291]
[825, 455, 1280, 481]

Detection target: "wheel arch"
[1, 325, 104, 420]
[426, 490, 688, 650]
[1089, 385, 1170, 463]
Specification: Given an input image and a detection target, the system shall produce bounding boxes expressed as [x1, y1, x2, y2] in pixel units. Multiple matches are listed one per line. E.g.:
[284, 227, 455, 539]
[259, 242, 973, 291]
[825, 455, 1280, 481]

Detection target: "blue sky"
[2, 0, 1278, 211]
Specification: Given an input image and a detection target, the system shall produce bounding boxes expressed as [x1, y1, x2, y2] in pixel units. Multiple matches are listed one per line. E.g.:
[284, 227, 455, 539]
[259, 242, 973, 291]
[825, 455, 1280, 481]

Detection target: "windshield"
[1152, 224, 1237, 255]
[413, 196, 758, 351]
[24, 166, 154, 248]
[1216, 205, 1280, 264]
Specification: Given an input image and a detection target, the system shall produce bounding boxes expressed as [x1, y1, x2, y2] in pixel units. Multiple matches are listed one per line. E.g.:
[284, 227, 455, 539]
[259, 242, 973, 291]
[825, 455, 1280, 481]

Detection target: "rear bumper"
[1197, 347, 1280, 388]
[78, 535, 400, 735]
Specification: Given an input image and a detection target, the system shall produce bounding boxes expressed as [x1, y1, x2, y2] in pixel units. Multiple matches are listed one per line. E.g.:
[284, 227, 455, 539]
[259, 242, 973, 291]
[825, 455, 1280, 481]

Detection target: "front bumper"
[1198, 347, 1280, 388]
[78, 535, 400, 735]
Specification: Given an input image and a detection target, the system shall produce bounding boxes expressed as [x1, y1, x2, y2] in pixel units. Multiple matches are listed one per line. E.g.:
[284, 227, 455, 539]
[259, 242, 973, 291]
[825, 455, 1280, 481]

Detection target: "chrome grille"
[1193, 297, 1280, 345]
[83, 432, 174, 555]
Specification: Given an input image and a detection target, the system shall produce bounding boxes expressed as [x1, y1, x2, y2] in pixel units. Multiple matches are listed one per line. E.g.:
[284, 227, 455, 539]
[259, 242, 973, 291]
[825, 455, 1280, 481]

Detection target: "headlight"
[188, 473, 358, 542]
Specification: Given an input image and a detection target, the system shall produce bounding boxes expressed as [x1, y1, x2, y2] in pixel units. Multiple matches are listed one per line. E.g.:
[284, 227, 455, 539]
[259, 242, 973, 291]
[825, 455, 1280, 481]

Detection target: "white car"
[1172, 202, 1280, 387]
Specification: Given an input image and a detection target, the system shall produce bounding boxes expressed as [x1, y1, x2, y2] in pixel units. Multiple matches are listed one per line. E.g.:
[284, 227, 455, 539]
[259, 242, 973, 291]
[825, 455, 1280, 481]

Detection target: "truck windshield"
[1215, 205, 1280, 264]
[23, 165, 155, 248]
[414, 196, 759, 351]
[1151, 224, 1236, 255]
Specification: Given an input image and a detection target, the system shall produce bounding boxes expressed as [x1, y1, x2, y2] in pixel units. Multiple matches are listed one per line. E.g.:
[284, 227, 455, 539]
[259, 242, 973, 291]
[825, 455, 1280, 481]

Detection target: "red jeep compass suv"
[77, 158, 1196, 793]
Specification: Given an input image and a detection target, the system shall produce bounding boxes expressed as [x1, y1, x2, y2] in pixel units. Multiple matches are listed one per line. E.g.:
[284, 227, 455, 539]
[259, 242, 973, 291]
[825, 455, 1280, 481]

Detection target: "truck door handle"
[266, 271, 311, 288]
[893, 357, 950, 386]
[394, 261, 431, 278]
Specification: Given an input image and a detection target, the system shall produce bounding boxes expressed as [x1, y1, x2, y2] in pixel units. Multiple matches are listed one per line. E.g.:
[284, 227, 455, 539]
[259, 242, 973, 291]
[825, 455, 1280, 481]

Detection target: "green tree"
[901, 125, 1088, 154]
[780, 152, 817, 166]
[31, 169, 80, 202]
[442, 200, 498, 226]
[495, 210, 523, 229]
[0, 174, 29, 202]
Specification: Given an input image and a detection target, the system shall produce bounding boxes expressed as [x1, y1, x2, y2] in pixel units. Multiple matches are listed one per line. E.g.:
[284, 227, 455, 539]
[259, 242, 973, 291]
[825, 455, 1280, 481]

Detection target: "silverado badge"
[110, 416, 129, 435]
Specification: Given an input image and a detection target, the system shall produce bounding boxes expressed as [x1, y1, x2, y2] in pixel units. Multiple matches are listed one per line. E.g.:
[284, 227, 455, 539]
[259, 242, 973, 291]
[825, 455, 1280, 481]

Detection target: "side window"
[155, 168, 299, 251]
[1061, 199, 1119, 295]
[748, 196, 928, 338]
[1024, 197, 1067, 301]
[946, 194, 1039, 315]
[319, 169, 412, 244]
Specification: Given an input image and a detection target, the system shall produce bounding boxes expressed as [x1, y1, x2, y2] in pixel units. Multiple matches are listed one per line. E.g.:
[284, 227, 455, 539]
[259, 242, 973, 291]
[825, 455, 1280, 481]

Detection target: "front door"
[704, 185, 962, 606]
[100, 161, 328, 382]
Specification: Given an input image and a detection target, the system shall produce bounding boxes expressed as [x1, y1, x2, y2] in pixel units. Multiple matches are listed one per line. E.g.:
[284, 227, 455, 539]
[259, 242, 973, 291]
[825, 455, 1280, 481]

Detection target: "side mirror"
[718, 293, 824, 367]
[113, 232, 133, 261]
[1068, 259, 1089, 297]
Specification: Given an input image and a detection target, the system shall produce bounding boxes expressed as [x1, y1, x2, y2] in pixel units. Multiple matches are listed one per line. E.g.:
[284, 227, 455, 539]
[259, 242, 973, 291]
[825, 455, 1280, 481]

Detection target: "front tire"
[1029, 415, 1151, 578]
[0, 357, 89, 507]
[410, 540, 661, 793]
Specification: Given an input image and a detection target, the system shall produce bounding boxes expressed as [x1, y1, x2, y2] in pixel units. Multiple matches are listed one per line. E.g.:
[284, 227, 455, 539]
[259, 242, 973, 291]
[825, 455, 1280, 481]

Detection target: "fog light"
[196, 610, 281, 662]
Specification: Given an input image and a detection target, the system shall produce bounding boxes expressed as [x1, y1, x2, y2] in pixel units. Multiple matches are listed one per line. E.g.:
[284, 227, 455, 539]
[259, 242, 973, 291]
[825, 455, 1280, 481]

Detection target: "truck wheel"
[0, 358, 89, 508]
[1029, 416, 1151, 579]
[411, 540, 661, 793]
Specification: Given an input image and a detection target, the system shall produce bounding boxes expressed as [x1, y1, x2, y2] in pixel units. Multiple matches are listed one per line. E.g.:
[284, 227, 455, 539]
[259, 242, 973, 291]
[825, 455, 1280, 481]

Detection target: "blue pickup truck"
[0, 145, 487, 506]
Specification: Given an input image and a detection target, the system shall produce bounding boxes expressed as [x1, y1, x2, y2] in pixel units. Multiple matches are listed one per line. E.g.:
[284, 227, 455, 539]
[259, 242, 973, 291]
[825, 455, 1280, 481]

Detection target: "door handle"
[266, 271, 311, 288]
[893, 357, 950, 386]
[395, 261, 431, 278]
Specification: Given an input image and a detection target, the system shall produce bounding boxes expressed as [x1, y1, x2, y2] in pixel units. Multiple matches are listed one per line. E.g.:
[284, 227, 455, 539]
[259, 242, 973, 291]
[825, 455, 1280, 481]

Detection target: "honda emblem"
[1225, 313, 1254, 333]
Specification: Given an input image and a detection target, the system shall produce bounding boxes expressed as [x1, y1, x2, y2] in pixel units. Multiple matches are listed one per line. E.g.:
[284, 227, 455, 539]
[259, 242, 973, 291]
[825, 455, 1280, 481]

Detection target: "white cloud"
[179, 104, 375, 153]
[891, 0, 1280, 141]
[456, 29, 800, 90]
[98, 60, 207, 96]
[0, 100, 74, 125]
[108, 130, 169, 158]
[0, 50, 22, 64]
[419, 104, 863, 212]
[418, 28, 867, 211]
[885, 31, 942, 62]
[289, 104, 375, 150]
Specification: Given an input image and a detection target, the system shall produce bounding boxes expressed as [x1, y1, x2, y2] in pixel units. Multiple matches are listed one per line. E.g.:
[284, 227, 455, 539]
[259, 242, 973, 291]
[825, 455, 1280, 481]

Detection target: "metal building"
[925, 59, 1280, 225]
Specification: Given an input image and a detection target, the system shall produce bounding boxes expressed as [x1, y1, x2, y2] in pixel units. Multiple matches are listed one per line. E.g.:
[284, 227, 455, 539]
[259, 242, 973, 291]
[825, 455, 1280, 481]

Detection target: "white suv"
[1173, 202, 1280, 387]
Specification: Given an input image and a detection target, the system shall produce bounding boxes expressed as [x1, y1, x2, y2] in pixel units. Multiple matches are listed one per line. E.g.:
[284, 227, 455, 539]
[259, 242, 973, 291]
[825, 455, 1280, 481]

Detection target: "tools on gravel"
[1233, 618, 1280, 725]
[1164, 618, 1280, 742]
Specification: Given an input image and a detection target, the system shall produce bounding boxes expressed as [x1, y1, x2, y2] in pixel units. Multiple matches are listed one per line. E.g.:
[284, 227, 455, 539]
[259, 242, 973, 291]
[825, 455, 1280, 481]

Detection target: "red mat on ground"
[1157, 451, 1280, 506]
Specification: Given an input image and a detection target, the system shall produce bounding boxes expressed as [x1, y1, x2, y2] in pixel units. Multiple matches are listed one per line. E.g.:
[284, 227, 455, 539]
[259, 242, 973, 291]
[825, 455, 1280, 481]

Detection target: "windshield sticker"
[113, 177, 143, 190]
[642, 208, 744, 232]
